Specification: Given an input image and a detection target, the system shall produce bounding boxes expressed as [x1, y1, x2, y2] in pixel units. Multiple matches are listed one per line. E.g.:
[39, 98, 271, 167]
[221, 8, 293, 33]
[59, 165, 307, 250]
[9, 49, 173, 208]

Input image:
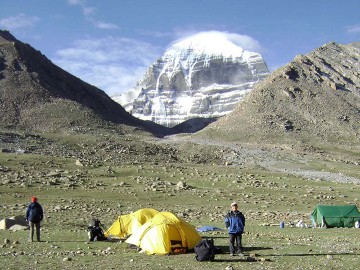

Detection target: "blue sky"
[0, 0, 359, 96]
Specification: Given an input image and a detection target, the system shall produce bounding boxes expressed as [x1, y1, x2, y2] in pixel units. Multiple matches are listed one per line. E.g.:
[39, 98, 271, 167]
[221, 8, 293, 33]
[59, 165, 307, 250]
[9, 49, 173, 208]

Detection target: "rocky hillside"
[196, 42, 360, 149]
[0, 31, 169, 136]
[115, 32, 269, 127]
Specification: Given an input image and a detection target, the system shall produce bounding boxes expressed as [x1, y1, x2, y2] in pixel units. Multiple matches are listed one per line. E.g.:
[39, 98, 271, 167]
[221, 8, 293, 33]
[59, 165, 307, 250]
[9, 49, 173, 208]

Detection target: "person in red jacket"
[26, 196, 44, 242]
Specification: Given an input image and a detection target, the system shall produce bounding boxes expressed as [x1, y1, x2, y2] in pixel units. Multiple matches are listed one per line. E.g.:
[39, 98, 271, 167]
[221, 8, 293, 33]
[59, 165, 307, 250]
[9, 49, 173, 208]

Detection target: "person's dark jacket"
[26, 202, 44, 223]
[224, 210, 245, 234]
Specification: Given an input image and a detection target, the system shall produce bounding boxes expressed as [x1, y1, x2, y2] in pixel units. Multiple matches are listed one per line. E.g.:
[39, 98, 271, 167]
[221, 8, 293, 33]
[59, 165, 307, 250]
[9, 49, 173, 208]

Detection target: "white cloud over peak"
[53, 36, 160, 96]
[224, 32, 262, 52]
[172, 30, 263, 53]
[0, 13, 40, 30]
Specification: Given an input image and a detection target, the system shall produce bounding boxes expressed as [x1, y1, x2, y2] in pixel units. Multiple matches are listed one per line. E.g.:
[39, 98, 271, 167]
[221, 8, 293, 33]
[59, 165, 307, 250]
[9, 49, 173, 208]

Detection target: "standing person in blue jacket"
[224, 202, 245, 256]
[26, 196, 44, 242]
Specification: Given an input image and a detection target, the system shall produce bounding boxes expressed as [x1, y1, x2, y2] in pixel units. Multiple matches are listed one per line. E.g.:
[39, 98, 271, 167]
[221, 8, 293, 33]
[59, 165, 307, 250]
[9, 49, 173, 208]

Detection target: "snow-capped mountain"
[113, 31, 270, 127]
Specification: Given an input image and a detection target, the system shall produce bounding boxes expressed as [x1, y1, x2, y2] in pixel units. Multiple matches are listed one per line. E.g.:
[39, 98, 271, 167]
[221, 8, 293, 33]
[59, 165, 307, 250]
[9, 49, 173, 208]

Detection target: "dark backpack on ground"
[194, 239, 216, 261]
[28, 203, 42, 223]
[87, 219, 106, 241]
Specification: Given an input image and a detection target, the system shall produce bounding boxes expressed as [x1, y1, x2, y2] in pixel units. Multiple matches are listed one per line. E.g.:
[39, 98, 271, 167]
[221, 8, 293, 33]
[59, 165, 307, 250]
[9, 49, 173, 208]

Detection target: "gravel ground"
[160, 134, 360, 185]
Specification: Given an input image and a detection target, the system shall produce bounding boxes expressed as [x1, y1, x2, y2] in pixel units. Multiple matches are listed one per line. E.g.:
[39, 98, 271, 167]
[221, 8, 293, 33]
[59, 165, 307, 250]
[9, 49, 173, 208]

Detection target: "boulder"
[0, 216, 28, 230]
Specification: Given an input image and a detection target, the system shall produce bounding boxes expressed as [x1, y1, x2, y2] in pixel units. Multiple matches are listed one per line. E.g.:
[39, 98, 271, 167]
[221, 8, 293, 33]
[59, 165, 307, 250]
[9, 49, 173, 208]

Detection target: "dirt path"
[158, 134, 360, 184]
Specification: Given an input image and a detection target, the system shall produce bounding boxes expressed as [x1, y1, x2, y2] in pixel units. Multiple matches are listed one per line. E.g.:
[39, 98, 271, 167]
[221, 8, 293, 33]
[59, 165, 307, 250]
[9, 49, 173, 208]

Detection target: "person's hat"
[31, 196, 38, 202]
[231, 202, 237, 207]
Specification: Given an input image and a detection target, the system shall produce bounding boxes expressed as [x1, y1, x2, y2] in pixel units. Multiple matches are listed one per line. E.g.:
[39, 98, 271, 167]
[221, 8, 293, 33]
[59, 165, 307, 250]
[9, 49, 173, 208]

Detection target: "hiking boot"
[230, 253, 235, 256]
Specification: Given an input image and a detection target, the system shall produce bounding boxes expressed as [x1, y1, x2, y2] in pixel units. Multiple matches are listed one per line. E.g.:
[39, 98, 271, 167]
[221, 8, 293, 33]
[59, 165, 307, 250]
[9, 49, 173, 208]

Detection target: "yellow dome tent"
[105, 208, 159, 238]
[125, 211, 202, 255]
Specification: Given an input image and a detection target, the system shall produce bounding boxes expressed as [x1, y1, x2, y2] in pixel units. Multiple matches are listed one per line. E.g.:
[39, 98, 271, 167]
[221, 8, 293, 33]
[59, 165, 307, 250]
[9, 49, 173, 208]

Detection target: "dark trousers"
[29, 221, 41, 242]
[229, 233, 243, 254]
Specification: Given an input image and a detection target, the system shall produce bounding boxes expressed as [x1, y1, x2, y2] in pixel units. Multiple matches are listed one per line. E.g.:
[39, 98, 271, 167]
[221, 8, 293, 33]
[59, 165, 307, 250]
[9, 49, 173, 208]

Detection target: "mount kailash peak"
[114, 32, 270, 127]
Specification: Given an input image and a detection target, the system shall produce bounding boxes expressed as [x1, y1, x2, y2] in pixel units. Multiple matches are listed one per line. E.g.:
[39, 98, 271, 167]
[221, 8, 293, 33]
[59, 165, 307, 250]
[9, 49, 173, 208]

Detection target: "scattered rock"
[246, 256, 257, 262]
[9, 225, 29, 231]
[176, 181, 186, 189]
[76, 160, 84, 166]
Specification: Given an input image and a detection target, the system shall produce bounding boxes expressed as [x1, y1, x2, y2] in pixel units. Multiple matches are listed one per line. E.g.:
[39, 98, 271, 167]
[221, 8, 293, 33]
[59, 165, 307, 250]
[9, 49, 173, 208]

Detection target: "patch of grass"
[1, 152, 359, 269]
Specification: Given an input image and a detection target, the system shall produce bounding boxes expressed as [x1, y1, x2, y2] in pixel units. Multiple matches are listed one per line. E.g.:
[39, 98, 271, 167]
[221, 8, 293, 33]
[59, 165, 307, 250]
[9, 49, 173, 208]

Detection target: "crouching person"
[87, 219, 107, 241]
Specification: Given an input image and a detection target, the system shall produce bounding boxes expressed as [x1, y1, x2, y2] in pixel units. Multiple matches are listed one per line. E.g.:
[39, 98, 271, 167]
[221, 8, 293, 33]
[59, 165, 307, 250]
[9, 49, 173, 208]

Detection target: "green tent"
[310, 205, 360, 228]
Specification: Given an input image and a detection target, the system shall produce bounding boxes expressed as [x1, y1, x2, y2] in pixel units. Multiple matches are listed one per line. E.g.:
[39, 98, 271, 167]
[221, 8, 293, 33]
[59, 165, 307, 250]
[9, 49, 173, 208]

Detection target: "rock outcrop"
[115, 32, 269, 127]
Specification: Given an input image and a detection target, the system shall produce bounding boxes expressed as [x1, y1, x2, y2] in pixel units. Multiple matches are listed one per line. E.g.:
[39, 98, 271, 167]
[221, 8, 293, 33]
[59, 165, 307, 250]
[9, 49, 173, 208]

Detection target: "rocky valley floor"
[0, 130, 359, 269]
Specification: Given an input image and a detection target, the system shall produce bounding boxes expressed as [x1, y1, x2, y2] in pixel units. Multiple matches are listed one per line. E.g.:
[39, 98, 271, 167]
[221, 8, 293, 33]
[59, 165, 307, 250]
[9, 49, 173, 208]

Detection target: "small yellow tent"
[125, 211, 202, 255]
[105, 208, 159, 238]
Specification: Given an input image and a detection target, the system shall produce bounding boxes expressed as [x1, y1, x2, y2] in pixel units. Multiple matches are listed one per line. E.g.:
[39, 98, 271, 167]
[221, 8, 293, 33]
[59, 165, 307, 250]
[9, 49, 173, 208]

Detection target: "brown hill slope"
[0, 30, 169, 136]
[196, 42, 360, 149]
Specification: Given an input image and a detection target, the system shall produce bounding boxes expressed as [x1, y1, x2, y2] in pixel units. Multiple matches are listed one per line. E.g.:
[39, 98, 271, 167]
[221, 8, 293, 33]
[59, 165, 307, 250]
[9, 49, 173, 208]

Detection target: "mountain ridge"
[0, 30, 170, 136]
[196, 41, 360, 149]
[115, 32, 269, 127]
